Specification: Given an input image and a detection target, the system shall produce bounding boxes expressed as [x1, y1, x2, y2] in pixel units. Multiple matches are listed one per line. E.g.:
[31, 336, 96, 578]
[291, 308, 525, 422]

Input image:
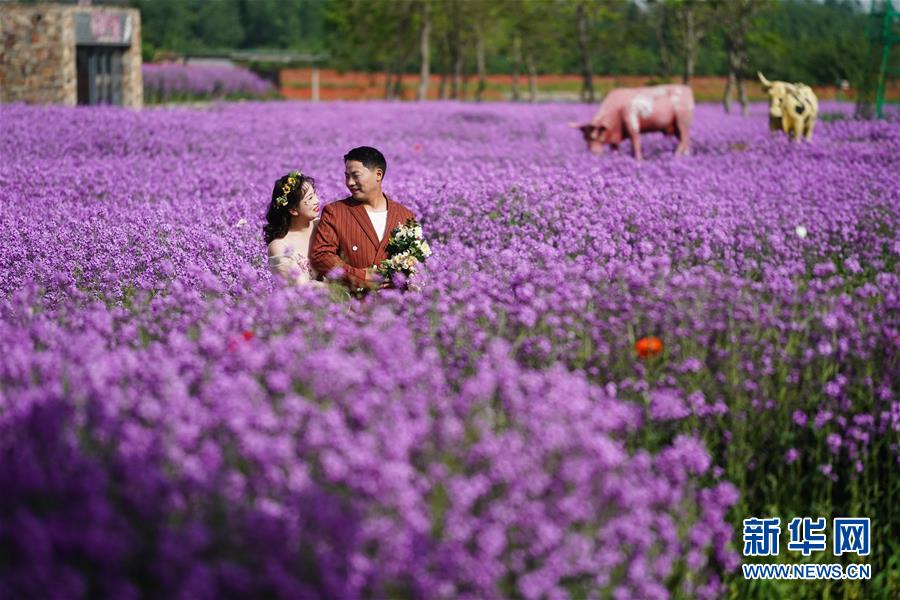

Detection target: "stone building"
[0, 3, 142, 107]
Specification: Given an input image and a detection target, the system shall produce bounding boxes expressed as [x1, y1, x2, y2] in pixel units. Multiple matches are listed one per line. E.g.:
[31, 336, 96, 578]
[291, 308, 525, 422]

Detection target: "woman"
[264, 170, 321, 285]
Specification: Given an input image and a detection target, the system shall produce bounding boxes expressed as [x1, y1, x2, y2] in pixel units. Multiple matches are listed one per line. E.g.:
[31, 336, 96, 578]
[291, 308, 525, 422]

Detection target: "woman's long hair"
[263, 173, 316, 244]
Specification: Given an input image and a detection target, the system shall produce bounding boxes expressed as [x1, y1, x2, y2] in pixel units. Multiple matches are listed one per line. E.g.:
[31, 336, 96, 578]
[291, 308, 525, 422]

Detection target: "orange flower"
[635, 336, 663, 358]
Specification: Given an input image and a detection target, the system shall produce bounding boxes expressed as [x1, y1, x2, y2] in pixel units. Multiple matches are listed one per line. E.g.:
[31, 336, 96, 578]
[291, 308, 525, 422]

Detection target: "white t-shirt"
[368, 209, 388, 242]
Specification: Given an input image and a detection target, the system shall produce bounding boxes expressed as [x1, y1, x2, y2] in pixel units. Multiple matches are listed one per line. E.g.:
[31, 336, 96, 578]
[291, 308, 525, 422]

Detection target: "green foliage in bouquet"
[376, 219, 432, 286]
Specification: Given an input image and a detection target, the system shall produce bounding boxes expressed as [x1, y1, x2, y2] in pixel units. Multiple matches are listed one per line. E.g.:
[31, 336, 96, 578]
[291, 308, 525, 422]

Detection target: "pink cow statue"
[571, 84, 694, 160]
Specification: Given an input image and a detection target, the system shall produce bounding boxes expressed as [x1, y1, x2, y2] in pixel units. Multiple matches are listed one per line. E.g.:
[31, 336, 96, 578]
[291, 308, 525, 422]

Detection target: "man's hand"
[365, 267, 390, 290]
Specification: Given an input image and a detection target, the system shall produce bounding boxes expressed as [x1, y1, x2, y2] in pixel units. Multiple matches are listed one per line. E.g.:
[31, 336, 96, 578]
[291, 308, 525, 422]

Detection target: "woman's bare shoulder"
[267, 237, 287, 257]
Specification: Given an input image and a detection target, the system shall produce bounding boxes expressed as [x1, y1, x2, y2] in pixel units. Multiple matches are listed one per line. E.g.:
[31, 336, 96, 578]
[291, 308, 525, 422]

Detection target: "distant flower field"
[0, 101, 897, 599]
[142, 63, 276, 103]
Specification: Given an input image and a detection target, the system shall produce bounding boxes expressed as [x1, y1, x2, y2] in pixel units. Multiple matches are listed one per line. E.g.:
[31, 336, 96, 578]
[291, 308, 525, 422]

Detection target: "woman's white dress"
[268, 247, 317, 284]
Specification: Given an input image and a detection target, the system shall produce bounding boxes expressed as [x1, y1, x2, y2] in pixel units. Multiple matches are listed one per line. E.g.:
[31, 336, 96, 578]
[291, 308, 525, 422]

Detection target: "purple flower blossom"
[814, 411, 833, 429]
[813, 261, 837, 277]
[785, 448, 800, 464]
[826, 433, 843, 454]
[649, 388, 690, 421]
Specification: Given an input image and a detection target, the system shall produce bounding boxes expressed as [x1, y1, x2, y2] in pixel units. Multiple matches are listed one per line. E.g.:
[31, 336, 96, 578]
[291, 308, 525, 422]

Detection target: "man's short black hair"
[344, 146, 387, 177]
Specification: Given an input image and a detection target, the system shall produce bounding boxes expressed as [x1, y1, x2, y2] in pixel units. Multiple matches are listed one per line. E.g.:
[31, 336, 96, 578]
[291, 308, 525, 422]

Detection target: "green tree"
[718, 0, 771, 115]
[510, 0, 570, 102]
[325, 0, 420, 98]
[80, 0, 881, 102]
[747, 0, 869, 85]
[194, 0, 244, 50]
[666, 0, 719, 83]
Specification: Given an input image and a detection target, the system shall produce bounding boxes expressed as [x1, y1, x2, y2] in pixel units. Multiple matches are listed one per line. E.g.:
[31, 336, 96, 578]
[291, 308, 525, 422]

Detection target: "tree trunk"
[449, 2, 463, 100]
[723, 42, 738, 113]
[511, 35, 521, 101]
[475, 24, 487, 102]
[384, 62, 394, 100]
[576, 3, 594, 103]
[725, 1, 764, 116]
[682, 8, 695, 85]
[438, 74, 447, 99]
[452, 51, 463, 99]
[723, 69, 735, 114]
[417, 1, 430, 101]
[733, 42, 749, 117]
[654, 4, 672, 78]
[393, 71, 404, 99]
[737, 75, 748, 116]
[526, 53, 538, 103]
[393, 43, 416, 100]
[438, 34, 450, 99]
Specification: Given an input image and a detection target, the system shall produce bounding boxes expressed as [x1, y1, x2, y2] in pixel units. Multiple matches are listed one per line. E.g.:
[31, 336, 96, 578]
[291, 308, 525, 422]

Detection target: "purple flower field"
[1, 100, 898, 599]
[142, 63, 275, 103]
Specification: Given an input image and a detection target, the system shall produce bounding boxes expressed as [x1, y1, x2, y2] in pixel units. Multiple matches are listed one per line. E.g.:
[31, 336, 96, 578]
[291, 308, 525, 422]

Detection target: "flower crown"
[274, 171, 302, 208]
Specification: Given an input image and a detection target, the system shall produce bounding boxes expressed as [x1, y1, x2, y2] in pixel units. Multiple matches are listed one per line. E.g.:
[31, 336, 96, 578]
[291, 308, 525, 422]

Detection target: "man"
[311, 146, 416, 291]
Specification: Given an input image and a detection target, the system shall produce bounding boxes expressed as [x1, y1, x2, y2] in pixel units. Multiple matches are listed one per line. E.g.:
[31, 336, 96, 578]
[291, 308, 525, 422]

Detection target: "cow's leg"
[770, 115, 784, 133]
[673, 110, 691, 155]
[805, 117, 816, 141]
[675, 123, 691, 155]
[610, 143, 619, 153]
[630, 134, 643, 161]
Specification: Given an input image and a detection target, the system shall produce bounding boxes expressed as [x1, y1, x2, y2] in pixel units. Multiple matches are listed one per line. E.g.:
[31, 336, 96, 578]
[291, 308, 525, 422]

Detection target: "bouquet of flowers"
[376, 219, 432, 287]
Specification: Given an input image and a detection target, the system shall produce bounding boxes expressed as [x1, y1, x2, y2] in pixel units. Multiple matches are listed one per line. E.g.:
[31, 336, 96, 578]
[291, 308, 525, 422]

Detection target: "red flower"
[242, 330, 255, 341]
[413, 143, 422, 152]
[635, 336, 663, 358]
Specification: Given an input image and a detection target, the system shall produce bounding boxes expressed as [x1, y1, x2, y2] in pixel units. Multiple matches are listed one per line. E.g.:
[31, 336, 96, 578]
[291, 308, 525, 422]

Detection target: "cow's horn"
[568, 121, 584, 129]
[758, 71, 772, 88]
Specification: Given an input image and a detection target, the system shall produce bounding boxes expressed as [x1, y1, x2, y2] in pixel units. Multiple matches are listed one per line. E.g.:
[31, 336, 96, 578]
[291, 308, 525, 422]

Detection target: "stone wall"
[121, 7, 142, 108]
[0, 3, 142, 108]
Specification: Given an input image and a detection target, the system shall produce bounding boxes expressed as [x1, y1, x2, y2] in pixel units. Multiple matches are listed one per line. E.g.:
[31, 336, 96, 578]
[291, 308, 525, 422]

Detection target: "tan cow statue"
[758, 72, 819, 142]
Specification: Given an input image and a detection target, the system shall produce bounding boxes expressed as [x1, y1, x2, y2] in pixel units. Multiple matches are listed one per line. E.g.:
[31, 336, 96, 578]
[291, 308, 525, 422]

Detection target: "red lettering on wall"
[90, 14, 122, 43]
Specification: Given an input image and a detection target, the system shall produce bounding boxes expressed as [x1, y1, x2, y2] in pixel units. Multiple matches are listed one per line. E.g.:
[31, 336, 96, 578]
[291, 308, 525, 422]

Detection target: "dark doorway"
[76, 46, 124, 105]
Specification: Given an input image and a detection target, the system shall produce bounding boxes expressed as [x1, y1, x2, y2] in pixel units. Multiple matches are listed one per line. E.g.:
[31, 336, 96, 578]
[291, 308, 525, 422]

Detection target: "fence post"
[312, 67, 320, 102]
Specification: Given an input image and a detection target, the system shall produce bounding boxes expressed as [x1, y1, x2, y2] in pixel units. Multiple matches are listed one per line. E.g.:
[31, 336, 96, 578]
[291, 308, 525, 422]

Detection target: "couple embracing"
[264, 146, 416, 291]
